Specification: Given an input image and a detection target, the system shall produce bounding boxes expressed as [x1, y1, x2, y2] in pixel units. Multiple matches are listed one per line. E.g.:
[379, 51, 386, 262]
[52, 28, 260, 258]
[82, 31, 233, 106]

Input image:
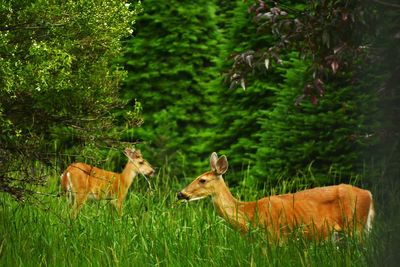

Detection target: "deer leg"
[71, 192, 88, 219]
[111, 195, 124, 217]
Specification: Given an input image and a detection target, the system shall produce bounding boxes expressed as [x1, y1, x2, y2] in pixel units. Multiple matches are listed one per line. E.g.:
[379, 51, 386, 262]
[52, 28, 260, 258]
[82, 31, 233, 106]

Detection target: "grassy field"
[0, 168, 393, 266]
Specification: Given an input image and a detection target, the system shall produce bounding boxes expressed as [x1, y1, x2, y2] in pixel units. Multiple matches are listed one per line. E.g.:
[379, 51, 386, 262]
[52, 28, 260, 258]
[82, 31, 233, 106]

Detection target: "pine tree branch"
[372, 0, 400, 8]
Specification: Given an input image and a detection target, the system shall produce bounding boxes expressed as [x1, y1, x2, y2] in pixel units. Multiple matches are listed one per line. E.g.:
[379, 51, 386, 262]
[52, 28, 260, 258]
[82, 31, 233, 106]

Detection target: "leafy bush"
[0, 0, 140, 197]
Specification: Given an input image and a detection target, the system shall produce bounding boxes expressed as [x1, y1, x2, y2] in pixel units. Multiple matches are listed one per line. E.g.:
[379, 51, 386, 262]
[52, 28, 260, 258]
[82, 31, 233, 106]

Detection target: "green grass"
[0, 170, 389, 266]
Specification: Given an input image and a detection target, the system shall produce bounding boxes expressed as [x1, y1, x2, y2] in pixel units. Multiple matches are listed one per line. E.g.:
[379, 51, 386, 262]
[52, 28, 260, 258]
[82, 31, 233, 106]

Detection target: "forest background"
[0, 0, 399, 265]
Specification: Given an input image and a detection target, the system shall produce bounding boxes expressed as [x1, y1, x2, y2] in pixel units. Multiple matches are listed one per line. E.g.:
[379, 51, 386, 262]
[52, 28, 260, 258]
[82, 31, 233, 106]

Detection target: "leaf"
[240, 78, 246, 90]
[229, 81, 237, 90]
[311, 95, 318, 105]
[322, 30, 330, 48]
[246, 55, 253, 67]
[331, 60, 339, 74]
[333, 44, 344, 54]
[265, 58, 270, 69]
[314, 78, 324, 96]
[295, 94, 305, 106]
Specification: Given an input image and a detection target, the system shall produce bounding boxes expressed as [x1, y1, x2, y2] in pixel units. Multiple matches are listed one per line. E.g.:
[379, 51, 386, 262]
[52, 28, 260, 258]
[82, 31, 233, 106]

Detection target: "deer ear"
[124, 147, 136, 158]
[133, 149, 142, 157]
[216, 155, 228, 175]
[210, 152, 218, 172]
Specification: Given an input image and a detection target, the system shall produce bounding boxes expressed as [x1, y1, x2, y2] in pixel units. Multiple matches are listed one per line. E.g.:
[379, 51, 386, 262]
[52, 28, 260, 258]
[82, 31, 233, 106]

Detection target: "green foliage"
[0, 0, 140, 196]
[229, 0, 376, 99]
[359, 4, 400, 263]
[208, 1, 371, 186]
[0, 168, 380, 266]
[254, 56, 378, 184]
[0, 0, 386, 197]
[119, 0, 380, 187]
[360, 2, 400, 183]
[0, 0, 135, 113]
[208, 1, 280, 184]
[121, 0, 222, 176]
[208, 1, 379, 186]
[0, 1, 396, 264]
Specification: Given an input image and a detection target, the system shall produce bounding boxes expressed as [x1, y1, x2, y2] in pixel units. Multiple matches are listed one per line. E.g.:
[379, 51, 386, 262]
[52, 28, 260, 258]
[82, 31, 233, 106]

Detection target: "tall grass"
[0, 167, 387, 266]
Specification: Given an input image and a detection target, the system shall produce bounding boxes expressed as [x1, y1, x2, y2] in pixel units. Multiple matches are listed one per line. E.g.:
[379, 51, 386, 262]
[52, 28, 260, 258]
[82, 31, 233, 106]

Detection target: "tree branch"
[372, 0, 400, 8]
[0, 23, 66, 32]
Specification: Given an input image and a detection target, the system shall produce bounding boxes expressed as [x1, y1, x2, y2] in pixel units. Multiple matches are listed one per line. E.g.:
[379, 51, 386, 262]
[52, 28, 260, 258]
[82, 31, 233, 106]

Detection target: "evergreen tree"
[209, 1, 284, 184]
[214, 1, 379, 186]
[254, 56, 377, 185]
[122, 0, 222, 176]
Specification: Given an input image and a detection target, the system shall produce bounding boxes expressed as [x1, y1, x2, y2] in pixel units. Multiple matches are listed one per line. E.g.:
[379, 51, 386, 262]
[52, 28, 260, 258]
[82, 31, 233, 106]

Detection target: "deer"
[177, 152, 375, 242]
[61, 148, 154, 218]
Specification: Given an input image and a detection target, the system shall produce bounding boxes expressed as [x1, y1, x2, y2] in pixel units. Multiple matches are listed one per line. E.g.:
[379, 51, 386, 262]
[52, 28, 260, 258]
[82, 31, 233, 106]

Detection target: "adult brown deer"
[178, 152, 374, 241]
[61, 148, 154, 218]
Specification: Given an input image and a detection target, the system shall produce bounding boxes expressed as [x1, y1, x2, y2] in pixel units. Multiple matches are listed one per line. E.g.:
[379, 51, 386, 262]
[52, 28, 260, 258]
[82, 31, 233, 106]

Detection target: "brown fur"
[61, 148, 154, 218]
[178, 152, 374, 241]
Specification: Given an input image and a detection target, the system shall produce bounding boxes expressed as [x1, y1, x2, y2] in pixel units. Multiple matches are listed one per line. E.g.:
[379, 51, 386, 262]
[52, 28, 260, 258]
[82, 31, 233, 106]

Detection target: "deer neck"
[121, 162, 138, 186]
[211, 179, 241, 221]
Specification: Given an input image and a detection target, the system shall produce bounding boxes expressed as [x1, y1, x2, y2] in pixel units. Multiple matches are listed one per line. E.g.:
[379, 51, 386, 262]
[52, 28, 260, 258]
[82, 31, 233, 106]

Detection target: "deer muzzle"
[177, 191, 190, 200]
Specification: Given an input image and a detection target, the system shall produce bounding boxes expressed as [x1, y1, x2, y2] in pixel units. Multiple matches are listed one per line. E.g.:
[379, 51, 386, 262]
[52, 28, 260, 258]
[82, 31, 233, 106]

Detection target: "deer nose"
[177, 191, 189, 200]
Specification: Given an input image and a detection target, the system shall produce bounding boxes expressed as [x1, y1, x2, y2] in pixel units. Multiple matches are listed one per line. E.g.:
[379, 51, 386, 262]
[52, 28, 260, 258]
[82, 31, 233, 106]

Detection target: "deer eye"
[199, 179, 207, 184]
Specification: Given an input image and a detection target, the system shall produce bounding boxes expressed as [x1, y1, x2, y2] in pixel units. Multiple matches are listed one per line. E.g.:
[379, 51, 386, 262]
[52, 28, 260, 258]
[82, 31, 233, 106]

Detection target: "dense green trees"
[208, 1, 377, 185]
[0, 0, 392, 197]
[0, 0, 398, 263]
[121, 0, 222, 176]
[220, 1, 387, 186]
[254, 56, 377, 184]
[209, 1, 278, 180]
[120, 0, 381, 185]
[0, 0, 139, 198]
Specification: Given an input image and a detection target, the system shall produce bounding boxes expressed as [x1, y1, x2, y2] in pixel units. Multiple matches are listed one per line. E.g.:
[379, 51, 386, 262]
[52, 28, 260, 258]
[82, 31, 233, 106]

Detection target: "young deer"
[178, 152, 375, 241]
[61, 148, 154, 218]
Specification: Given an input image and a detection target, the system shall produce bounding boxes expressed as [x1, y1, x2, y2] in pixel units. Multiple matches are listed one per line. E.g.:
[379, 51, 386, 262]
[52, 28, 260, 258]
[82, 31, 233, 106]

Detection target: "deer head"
[178, 152, 228, 201]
